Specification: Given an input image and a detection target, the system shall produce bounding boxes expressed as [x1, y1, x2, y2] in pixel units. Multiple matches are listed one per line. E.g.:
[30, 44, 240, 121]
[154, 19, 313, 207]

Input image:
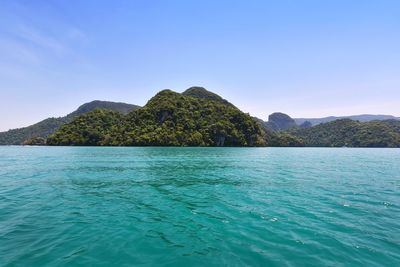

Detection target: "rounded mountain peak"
[267, 112, 297, 131]
[182, 86, 226, 103]
[268, 112, 294, 121]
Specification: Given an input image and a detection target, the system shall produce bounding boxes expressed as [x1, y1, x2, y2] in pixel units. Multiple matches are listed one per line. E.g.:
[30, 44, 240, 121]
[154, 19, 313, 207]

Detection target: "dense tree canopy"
[23, 136, 47, 145]
[182, 86, 232, 105]
[47, 109, 125, 146]
[4, 87, 400, 148]
[0, 118, 66, 145]
[269, 132, 305, 147]
[289, 119, 400, 147]
[48, 90, 267, 146]
[0, 101, 139, 145]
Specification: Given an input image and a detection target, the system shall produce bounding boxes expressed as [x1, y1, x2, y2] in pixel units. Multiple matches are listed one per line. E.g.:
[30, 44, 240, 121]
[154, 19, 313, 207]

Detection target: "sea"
[0, 147, 399, 266]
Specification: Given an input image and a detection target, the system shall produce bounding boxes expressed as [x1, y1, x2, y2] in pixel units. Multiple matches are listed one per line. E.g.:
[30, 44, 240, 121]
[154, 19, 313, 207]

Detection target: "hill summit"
[0, 101, 140, 145]
[265, 112, 297, 131]
[47, 88, 266, 146]
[182, 86, 230, 104]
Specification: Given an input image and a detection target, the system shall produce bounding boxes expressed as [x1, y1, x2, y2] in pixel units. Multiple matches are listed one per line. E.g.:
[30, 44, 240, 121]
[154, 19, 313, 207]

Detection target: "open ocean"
[0, 147, 399, 266]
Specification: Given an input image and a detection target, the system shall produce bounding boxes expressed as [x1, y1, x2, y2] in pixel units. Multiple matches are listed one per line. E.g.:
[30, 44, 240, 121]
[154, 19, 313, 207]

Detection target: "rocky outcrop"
[265, 112, 297, 131]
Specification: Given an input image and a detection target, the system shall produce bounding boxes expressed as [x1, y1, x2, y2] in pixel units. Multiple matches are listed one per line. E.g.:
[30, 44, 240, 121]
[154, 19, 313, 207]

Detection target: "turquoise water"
[0, 147, 399, 267]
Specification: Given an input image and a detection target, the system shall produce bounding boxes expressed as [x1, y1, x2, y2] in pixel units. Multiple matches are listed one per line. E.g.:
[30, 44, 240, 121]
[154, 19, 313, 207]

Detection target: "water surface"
[0, 147, 399, 266]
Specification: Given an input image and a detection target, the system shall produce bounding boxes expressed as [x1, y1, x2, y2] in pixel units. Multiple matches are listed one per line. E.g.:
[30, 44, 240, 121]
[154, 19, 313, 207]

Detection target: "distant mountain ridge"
[262, 112, 400, 130]
[0, 100, 140, 145]
[258, 112, 400, 147]
[294, 114, 400, 126]
[289, 119, 400, 147]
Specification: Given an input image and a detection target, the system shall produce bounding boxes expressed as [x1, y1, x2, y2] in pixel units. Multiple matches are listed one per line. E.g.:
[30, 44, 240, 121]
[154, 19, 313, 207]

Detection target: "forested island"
[0, 101, 140, 145]
[1, 87, 399, 147]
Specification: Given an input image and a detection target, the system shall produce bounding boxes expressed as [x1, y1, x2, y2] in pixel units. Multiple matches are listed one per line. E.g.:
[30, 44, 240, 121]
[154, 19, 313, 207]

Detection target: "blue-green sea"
[0, 147, 399, 266]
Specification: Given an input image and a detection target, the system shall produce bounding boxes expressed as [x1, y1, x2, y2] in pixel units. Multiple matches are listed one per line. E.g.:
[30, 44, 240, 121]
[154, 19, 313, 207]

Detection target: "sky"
[0, 0, 399, 131]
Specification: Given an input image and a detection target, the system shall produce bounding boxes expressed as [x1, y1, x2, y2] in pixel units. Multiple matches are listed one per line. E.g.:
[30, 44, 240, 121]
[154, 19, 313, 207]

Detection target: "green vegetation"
[269, 132, 304, 147]
[0, 118, 66, 145]
[0, 101, 139, 145]
[67, 100, 139, 117]
[47, 109, 125, 146]
[48, 90, 267, 146]
[289, 119, 400, 147]
[2, 87, 400, 147]
[294, 115, 400, 126]
[23, 137, 46, 145]
[182, 86, 232, 105]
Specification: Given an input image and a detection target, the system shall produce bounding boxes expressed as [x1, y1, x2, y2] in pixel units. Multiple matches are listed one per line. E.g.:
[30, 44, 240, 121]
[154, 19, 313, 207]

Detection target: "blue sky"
[0, 0, 399, 131]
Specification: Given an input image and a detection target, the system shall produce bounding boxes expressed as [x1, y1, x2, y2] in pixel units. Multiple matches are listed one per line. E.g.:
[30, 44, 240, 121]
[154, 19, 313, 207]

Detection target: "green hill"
[0, 118, 67, 145]
[67, 100, 138, 118]
[0, 101, 139, 145]
[4, 88, 399, 148]
[47, 89, 267, 146]
[289, 119, 400, 147]
[294, 114, 400, 126]
[182, 86, 232, 105]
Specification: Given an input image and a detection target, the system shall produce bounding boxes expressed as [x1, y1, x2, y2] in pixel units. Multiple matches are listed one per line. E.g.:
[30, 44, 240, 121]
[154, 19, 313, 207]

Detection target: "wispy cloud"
[15, 24, 75, 56]
[0, 38, 41, 64]
[0, 21, 90, 70]
[67, 28, 88, 44]
[15, 25, 87, 57]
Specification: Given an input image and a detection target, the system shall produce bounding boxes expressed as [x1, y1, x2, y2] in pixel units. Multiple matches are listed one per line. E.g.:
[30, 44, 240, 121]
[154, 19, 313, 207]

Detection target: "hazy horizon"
[1, 1, 400, 131]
